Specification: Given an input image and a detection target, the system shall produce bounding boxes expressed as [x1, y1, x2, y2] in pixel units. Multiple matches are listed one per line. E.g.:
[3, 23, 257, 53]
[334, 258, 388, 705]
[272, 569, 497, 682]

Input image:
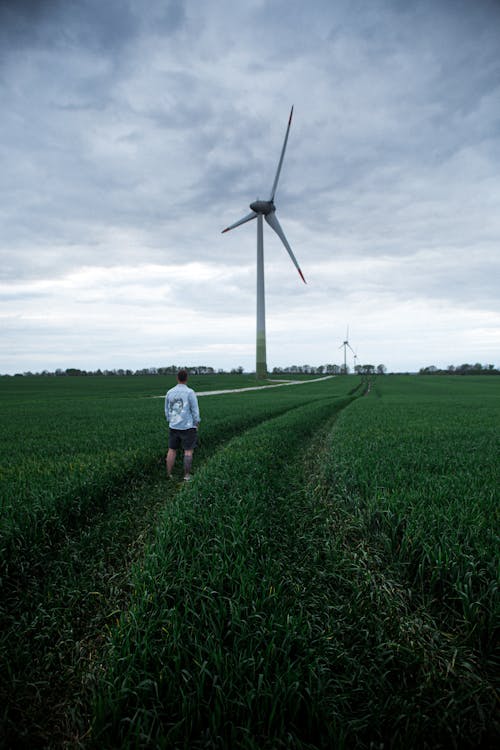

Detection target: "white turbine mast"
[222, 106, 306, 379]
[339, 326, 355, 373]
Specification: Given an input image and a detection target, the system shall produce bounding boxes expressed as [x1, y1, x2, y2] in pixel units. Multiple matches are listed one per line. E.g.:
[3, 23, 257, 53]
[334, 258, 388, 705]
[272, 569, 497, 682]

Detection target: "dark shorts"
[168, 427, 198, 451]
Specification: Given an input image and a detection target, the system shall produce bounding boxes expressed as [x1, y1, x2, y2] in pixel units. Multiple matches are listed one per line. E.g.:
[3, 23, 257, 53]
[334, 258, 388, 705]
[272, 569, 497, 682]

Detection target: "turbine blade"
[348, 343, 355, 354]
[222, 211, 258, 233]
[269, 106, 293, 202]
[265, 211, 306, 283]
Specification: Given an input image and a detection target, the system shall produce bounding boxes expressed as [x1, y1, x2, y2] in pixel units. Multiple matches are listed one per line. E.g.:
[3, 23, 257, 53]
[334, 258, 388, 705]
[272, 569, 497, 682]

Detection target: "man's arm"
[189, 391, 200, 427]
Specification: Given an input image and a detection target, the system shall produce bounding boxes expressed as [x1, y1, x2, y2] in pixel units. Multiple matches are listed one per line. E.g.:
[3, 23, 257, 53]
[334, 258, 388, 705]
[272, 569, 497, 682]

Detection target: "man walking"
[165, 369, 200, 482]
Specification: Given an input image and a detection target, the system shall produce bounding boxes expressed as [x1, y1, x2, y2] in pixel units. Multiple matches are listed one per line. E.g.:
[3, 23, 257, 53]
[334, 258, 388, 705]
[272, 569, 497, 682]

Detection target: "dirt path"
[154, 375, 335, 398]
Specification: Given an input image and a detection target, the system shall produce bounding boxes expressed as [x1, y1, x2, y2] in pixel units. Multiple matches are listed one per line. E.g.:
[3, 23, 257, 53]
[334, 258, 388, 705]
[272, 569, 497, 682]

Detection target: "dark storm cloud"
[0, 0, 61, 47]
[0, 0, 186, 53]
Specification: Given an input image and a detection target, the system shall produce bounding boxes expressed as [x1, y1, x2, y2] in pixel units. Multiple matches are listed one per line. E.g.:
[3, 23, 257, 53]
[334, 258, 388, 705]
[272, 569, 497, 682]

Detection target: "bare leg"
[183, 449, 193, 479]
[166, 448, 177, 477]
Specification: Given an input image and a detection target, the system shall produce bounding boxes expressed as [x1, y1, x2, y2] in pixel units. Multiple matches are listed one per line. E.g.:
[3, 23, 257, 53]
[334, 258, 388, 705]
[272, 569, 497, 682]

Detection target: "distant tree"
[418, 362, 499, 375]
[376, 364, 387, 375]
[325, 364, 341, 375]
[360, 364, 375, 375]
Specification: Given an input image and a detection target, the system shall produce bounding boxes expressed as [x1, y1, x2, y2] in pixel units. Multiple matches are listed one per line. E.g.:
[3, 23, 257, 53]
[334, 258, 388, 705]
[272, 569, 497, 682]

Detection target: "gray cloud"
[0, 0, 499, 372]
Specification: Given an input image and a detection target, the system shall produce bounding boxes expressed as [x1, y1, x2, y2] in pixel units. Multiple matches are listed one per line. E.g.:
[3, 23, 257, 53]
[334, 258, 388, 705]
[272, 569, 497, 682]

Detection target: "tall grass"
[0, 376, 346, 566]
[2, 375, 497, 748]
[91, 376, 499, 749]
[91, 396, 353, 748]
[319, 376, 499, 652]
[304, 376, 499, 746]
[0, 375, 351, 747]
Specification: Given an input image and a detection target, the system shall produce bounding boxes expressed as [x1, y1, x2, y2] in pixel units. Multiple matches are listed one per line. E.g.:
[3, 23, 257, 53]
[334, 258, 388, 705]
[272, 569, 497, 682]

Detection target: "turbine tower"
[222, 106, 306, 379]
[339, 327, 355, 374]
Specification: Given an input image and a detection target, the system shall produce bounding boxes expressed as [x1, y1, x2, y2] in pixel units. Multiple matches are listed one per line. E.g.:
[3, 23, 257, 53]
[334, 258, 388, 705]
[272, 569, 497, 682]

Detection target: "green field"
[0, 374, 498, 748]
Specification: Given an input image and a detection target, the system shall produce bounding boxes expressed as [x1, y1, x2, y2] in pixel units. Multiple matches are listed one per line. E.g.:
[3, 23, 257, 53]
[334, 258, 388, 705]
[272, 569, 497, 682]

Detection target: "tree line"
[4, 363, 386, 377]
[272, 364, 387, 375]
[419, 363, 499, 376]
[4, 362, 498, 378]
[4, 366, 223, 378]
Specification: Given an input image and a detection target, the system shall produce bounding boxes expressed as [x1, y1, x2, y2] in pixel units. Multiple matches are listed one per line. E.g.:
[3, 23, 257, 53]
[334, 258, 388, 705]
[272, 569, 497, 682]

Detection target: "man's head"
[177, 369, 188, 383]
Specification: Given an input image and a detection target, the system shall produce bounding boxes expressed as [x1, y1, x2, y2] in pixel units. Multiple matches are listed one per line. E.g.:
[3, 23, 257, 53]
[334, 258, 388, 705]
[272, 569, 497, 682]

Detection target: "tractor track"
[1, 390, 357, 749]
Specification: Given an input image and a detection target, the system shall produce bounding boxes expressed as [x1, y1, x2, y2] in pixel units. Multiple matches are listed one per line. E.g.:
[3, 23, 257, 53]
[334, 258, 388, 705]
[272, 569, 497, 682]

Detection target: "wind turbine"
[222, 106, 306, 380]
[339, 327, 355, 374]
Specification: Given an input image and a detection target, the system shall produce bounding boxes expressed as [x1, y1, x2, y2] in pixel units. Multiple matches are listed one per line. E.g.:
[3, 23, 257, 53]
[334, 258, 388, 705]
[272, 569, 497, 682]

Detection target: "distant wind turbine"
[222, 106, 306, 379]
[339, 327, 355, 373]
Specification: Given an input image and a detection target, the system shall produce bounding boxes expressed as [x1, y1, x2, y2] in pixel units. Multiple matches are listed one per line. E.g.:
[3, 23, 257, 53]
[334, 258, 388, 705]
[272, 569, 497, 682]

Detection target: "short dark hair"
[177, 369, 188, 382]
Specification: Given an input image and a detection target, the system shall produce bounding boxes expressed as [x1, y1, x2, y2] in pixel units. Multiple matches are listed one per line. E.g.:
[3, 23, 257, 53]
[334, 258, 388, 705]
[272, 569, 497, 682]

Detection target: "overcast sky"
[1, 0, 499, 374]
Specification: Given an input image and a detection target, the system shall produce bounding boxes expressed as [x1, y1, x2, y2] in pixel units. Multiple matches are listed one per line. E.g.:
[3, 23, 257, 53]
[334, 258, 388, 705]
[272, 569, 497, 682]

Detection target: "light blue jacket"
[165, 383, 200, 430]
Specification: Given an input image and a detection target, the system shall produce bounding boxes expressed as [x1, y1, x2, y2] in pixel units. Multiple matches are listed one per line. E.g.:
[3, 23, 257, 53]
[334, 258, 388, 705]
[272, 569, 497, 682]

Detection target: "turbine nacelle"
[249, 199, 275, 215]
[222, 107, 305, 284]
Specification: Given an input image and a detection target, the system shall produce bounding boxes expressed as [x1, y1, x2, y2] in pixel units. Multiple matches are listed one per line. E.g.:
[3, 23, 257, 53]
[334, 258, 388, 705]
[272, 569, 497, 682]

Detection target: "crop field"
[0, 374, 498, 749]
